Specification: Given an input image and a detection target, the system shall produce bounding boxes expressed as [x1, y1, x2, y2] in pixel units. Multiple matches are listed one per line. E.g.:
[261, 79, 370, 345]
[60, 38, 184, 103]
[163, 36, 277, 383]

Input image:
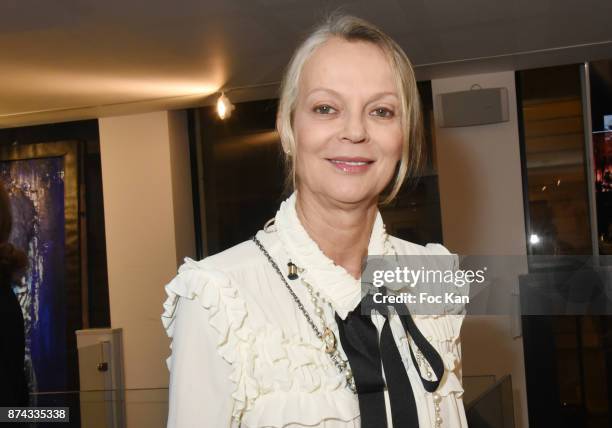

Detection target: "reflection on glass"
[197, 99, 284, 255]
[465, 375, 514, 428]
[518, 63, 612, 427]
[28, 388, 169, 428]
[518, 65, 591, 255]
[589, 60, 612, 255]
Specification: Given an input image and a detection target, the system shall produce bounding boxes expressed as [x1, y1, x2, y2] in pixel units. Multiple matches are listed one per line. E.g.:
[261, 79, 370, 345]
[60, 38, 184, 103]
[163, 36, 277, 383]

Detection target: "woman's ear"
[276, 113, 291, 155]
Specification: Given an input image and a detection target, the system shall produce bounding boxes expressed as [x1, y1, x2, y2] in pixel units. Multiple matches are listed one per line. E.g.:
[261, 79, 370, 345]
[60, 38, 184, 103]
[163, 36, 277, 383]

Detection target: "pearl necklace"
[415, 344, 444, 427]
[252, 236, 357, 393]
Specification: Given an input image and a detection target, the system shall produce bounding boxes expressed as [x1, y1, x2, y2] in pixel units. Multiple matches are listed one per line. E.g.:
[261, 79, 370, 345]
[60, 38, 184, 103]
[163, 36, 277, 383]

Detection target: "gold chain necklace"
[252, 236, 357, 393]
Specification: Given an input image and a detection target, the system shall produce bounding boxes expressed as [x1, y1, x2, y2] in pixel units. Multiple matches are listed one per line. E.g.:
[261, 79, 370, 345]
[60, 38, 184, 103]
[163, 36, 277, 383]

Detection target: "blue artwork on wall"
[0, 156, 67, 392]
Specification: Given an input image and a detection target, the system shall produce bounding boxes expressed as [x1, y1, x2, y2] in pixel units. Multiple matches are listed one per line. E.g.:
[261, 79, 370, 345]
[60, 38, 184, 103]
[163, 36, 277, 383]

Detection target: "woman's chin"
[320, 186, 379, 206]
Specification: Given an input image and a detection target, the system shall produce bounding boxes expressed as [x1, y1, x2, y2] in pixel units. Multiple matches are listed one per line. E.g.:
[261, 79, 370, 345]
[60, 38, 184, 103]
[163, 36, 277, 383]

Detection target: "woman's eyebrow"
[306, 87, 398, 101]
[306, 87, 342, 98]
[367, 91, 399, 102]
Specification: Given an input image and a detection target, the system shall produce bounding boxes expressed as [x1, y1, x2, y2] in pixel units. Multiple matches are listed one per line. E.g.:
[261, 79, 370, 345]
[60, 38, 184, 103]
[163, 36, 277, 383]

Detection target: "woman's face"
[292, 37, 403, 206]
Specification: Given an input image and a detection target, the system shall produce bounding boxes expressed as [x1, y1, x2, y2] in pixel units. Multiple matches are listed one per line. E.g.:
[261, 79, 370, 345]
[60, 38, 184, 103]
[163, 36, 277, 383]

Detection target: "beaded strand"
[414, 347, 443, 427]
[252, 236, 357, 393]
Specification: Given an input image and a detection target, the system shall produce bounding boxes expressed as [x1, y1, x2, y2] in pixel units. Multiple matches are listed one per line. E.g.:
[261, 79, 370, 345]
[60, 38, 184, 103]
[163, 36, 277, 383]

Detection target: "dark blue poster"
[0, 157, 66, 392]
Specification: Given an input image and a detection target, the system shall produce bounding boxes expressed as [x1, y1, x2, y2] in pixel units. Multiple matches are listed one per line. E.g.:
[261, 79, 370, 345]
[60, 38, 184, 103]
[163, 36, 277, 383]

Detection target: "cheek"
[378, 125, 404, 163]
[293, 109, 333, 157]
[292, 111, 323, 180]
[293, 108, 313, 153]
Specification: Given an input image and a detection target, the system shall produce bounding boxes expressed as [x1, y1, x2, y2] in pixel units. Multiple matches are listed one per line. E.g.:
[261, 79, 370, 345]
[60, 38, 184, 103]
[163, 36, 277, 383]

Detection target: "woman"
[162, 14, 467, 427]
[0, 180, 29, 407]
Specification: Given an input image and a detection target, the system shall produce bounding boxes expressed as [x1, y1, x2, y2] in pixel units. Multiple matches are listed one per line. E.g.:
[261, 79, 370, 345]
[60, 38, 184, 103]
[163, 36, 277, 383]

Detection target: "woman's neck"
[295, 191, 378, 279]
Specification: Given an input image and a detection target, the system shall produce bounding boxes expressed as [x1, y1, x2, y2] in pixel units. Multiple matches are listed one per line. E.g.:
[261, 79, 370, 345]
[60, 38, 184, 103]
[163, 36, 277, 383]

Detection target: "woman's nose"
[341, 111, 368, 144]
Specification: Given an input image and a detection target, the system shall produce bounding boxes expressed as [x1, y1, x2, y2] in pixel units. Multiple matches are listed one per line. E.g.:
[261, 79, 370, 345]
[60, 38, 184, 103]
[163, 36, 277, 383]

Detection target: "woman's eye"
[371, 107, 394, 118]
[313, 105, 336, 115]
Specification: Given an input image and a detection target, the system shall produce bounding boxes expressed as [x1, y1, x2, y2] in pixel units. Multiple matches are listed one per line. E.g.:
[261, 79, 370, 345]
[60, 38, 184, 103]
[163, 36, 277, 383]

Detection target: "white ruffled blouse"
[162, 193, 468, 427]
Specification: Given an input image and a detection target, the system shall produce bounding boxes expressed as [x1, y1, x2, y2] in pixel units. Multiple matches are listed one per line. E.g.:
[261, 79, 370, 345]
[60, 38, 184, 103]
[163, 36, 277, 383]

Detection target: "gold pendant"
[323, 327, 337, 354]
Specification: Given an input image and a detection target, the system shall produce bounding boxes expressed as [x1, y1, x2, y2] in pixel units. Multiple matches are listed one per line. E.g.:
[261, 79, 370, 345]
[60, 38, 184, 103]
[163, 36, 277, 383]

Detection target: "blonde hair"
[276, 13, 424, 204]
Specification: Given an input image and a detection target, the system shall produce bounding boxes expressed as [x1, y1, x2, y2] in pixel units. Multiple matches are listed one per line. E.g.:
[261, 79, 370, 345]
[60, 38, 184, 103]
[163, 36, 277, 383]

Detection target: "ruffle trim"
[241, 391, 359, 428]
[161, 258, 359, 422]
[161, 258, 254, 420]
[274, 192, 394, 319]
[436, 351, 464, 398]
[423, 243, 468, 316]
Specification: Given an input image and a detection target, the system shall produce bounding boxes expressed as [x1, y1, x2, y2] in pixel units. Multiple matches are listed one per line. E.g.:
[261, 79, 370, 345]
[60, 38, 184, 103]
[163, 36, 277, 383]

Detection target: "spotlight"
[216, 92, 235, 120]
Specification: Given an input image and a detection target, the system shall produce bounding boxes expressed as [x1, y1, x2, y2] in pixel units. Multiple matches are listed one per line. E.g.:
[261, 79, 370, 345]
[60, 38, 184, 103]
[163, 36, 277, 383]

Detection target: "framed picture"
[0, 140, 81, 392]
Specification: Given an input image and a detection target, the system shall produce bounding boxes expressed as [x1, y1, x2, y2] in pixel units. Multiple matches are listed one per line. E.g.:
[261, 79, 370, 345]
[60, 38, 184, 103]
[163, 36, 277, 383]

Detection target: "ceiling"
[1, 0, 611, 128]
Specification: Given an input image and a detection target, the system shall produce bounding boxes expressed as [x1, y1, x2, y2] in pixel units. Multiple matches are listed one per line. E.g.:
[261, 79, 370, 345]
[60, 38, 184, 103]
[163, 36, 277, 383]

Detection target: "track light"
[216, 92, 235, 119]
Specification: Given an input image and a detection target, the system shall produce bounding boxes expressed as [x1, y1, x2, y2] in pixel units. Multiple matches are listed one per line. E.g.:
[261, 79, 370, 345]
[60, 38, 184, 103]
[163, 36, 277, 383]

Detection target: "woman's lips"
[327, 157, 375, 174]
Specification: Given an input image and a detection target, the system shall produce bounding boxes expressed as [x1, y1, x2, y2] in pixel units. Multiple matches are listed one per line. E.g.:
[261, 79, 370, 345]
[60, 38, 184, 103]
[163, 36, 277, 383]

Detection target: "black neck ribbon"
[335, 290, 445, 427]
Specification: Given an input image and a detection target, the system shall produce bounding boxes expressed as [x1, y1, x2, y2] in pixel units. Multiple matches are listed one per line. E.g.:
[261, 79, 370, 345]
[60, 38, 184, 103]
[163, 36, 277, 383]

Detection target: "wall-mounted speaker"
[436, 87, 509, 128]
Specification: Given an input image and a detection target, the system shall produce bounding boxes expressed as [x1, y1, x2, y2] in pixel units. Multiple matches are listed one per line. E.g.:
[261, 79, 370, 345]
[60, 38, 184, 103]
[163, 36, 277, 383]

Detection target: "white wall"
[98, 110, 195, 393]
[168, 111, 196, 266]
[432, 71, 529, 428]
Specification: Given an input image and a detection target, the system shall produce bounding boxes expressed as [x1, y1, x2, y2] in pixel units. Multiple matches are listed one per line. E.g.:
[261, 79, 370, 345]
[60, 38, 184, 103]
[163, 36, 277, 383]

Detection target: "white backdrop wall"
[432, 71, 529, 428]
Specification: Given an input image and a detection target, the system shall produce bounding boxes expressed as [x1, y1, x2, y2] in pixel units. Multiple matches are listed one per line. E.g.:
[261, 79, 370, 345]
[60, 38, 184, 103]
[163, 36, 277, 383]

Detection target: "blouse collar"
[273, 192, 393, 319]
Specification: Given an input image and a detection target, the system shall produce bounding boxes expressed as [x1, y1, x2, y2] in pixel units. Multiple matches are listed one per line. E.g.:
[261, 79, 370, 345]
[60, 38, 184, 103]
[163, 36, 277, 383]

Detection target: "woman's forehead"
[299, 37, 398, 98]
